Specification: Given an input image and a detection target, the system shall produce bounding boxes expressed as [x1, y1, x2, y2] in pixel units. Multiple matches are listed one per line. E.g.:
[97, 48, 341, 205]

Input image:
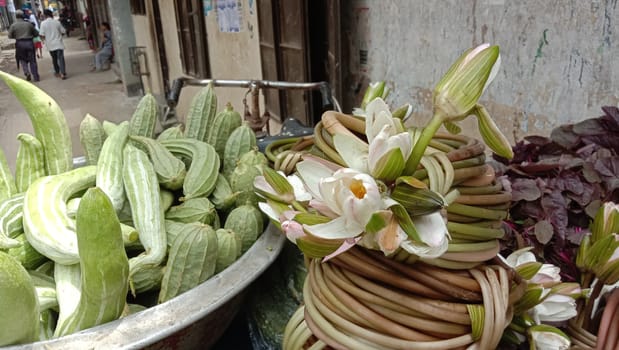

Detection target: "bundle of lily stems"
[256, 44, 618, 349]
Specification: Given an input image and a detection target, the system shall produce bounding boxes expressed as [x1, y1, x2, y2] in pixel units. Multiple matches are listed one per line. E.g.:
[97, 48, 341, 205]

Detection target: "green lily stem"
[406, 111, 446, 175]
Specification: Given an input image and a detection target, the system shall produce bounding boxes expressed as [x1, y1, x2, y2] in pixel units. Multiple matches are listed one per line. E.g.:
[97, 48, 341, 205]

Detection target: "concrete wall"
[107, 0, 141, 96]
[131, 0, 263, 124]
[343, 0, 619, 142]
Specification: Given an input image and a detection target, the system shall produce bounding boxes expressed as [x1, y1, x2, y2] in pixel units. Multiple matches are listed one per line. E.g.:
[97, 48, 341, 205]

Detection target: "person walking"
[91, 22, 113, 72]
[8, 9, 40, 82]
[39, 9, 67, 79]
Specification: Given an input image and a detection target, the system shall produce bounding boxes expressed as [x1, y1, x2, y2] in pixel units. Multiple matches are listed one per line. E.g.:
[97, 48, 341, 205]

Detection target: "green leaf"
[293, 212, 332, 225]
[365, 211, 391, 234]
[372, 148, 405, 181]
[515, 261, 542, 280]
[514, 286, 545, 314]
[389, 202, 421, 242]
[262, 167, 294, 200]
[296, 236, 340, 259]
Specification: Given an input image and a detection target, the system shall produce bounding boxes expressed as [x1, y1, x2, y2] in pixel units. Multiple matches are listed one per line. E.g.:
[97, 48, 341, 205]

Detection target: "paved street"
[0, 32, 140, 170]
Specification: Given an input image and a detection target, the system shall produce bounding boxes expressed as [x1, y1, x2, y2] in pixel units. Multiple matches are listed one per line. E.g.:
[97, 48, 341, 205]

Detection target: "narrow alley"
[0, 33, 140, 169]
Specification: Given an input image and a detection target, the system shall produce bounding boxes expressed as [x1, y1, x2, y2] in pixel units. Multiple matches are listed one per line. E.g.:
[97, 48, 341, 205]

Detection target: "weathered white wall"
[343, 0, 619, 142]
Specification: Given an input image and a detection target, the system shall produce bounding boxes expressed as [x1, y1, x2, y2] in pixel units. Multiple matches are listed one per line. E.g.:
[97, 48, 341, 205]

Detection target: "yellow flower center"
[349, 179, 367, 199]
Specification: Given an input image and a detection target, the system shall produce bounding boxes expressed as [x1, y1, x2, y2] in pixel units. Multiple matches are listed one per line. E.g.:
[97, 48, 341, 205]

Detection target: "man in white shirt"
[39, 9, 67, 79]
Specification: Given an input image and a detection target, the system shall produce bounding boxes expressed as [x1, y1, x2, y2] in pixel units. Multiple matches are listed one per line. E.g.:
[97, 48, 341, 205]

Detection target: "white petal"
[287, 174, 312, 202]
[296, 159, 334, 199]
[387, 132, 413, 160]
[368, 125, 391, 171]
[365, 98, 391, 141]
[253, 176, 274, 195]
[319, 176, 344, 216]
[258, 202, 280, 223]
[333, 133, 369, 173]
[309, 199, 339, 218]
[281, 220, 306, 244]
[413, 212, 449, 247]
[505, 247, 536, 267]
[304, 216, 363, 240]
[400, 234, 449, 258]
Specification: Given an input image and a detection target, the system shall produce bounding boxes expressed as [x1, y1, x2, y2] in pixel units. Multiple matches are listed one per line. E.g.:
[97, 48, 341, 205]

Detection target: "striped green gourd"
[79, 113, 106, 166]
[222, 122, 257, 179]
[164, 220, 191, 248]
[54, 187, 129, 337]
[160, 189, 175, 212]
[158, 222, 218, 303]
[130, 135, 186, 190]
[184, 82, 217, 142]
[0, 193, 25, 249]
[23, 165, 96, 265]
[65, 198, 139, 246]
[7, 234, 48, 270]
[156, 124, 184, 141]
[165, 197, 218, 227]
[206, 102, 243, 159]
[230, 150, 268, 206]
[215, 228, 242, 273]
[0, 70, 72, 175]
[52, 263, 81, 336]
[129, 93, 159, 138]
[96, 121, 130, 212]
[208, 174, 238, 211]
[102, 120, 118, 136]
[0, 252, 39, 346]
[122, 144, 167, 289]
[0, 146, 17, 202]
[15, 133, 45, 192]
[130, 264, 164, 295]
[224, 204, 264, 253]
[160, 138, 220, 200]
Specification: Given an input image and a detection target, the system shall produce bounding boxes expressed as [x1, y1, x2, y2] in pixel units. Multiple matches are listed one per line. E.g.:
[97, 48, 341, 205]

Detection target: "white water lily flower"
[530, 293, 578, 324]
[300, 168, 387, 240]
[357, 211, 407, 255]
[529, 325, 571, 350]
[296, 156, 341, 199]
[504, 247, 537, 267]
[365, 98, 402, 143]
[400, 212, 449, 258]
[530, 264, 562, 285]
[503, 248, 562, 285]
[254, 172, 312, 203]
[367, 124, 412, 178]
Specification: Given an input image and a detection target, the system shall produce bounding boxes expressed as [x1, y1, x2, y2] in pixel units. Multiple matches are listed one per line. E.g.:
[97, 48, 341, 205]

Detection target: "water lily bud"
[433, 44, 500, 119]
[528, 325, 571, 350]
[473, 104, 514, 159]
[591, 201, 619, 243]
[254, 168, 295, 203]
[529, 293, 577, 323]
[392, 103, 413, 121]
[514, 285, 549, 315]
[361, 81, 389, 109]
[576, 235, 591, 271]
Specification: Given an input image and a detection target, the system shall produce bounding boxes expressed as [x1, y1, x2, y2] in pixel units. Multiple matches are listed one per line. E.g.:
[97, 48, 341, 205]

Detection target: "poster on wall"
[203, 0, 213, 16]
[216, 0, 243, 33]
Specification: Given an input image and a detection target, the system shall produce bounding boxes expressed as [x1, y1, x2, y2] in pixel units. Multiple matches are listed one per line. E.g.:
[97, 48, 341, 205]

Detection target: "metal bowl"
[5, 224, 285, 350]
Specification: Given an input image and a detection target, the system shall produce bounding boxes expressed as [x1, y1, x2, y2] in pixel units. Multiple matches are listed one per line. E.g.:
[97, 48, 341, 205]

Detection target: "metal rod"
[172, 77, 329, 90]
